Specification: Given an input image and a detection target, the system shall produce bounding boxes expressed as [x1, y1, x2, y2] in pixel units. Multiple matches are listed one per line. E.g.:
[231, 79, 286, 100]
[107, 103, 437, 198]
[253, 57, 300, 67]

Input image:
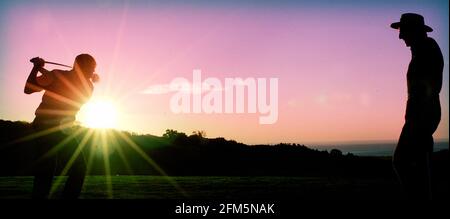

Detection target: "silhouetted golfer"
[25, 54, 98, 199]
[390, 13, 443, 200]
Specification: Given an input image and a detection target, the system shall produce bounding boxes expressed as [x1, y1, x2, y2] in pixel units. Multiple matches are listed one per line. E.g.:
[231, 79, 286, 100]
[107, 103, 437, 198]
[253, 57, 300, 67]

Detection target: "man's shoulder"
[416, 37, 443, 58]
[51, 69, 70, 75]
[425, 37, 441, 49]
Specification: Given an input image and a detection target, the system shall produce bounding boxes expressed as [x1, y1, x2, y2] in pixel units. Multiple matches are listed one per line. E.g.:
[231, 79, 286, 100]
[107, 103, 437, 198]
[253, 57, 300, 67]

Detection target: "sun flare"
[78, 99, 119, 129]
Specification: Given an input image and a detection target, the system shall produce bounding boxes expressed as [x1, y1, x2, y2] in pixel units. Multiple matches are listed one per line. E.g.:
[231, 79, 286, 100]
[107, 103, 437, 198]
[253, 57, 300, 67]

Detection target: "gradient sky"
[0, 0, 448, 144]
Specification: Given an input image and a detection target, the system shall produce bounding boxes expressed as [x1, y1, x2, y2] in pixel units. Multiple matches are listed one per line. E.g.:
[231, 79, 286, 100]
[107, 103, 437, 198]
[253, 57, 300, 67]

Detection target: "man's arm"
[24, 66, 41, 94]
[24, 58, 54, 94]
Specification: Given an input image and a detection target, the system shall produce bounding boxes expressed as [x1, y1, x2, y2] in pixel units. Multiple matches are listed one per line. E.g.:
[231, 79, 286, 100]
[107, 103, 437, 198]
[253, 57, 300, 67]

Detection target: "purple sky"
[0, 0, 448, 144]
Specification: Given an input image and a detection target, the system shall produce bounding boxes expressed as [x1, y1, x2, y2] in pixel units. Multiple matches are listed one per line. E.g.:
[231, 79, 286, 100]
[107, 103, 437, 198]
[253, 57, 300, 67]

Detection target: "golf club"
[44, 61, 72, 68]
[30, 57, 72, 68]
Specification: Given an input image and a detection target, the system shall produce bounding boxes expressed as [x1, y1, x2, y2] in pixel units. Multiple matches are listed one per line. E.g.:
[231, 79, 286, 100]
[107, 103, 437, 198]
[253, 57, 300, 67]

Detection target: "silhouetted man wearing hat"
[391, 13, 443, 200]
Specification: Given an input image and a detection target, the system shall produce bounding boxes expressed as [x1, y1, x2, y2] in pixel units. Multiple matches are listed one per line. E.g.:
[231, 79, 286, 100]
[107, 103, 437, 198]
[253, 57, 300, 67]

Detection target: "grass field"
[0, 175, 417, 200]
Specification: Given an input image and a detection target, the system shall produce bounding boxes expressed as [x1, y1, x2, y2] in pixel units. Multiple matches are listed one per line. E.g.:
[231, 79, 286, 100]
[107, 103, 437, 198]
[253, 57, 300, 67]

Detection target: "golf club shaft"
[44, 61, 72, 68]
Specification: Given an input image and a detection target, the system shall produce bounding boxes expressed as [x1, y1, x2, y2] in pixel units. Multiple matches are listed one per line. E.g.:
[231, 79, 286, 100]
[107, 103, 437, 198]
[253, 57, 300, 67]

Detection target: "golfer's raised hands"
[30, 57, 45, 68]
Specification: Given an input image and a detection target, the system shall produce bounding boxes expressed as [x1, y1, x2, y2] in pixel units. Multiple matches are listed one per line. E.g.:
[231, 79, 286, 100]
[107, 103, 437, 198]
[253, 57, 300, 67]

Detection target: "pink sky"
[0, 1, 448, 144]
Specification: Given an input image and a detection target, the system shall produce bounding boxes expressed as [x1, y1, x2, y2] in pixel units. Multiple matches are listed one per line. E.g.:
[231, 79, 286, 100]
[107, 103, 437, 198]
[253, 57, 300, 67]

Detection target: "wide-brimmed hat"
[390, 13, 433, 32]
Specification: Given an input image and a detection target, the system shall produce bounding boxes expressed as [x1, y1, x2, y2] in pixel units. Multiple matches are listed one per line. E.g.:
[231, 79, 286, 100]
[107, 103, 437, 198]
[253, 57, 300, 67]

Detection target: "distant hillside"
[0, 119, 447, 177]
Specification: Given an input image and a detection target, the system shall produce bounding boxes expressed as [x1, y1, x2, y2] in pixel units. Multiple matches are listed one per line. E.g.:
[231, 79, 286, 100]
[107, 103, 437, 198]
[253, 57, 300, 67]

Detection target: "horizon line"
[1, 118, 448, 147]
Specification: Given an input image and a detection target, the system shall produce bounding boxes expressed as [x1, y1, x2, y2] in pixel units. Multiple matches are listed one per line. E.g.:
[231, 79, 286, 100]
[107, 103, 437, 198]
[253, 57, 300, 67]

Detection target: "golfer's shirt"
[405, 37, 443, 120]
[33, 70, 93, 126]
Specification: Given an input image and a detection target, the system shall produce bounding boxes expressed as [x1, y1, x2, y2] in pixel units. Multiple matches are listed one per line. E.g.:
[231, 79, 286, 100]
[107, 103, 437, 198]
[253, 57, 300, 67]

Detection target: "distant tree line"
[0, 120, 447, 179]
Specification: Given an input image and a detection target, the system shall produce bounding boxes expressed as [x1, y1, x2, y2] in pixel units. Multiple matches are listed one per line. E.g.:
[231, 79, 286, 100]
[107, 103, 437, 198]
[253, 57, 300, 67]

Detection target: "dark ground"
[0, 175, 448, 200]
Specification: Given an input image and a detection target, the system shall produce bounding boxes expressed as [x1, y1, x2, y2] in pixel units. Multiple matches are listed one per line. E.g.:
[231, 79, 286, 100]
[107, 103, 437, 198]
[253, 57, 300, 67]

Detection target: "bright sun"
[78, 99, 119, 129]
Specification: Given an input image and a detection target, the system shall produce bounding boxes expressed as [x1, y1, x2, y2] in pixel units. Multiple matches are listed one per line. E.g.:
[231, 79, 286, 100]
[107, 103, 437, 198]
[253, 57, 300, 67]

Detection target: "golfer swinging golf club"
[25, 54, 99, 199]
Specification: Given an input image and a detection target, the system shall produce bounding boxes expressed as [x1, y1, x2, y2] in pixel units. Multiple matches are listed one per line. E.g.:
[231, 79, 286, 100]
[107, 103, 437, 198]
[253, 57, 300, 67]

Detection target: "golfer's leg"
[393, 123, 410, 189]
[32, 153, 56, 199]
[393, 121, 423, 198]
[62, 152, 87, 199]
[407, 149, 431, 200]
[412, 133, 434, 200]
[404, 121, 434, 200]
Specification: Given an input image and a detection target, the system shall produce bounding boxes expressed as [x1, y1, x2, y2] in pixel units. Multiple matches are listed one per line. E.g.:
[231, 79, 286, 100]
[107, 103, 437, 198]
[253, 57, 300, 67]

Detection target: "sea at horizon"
[310, 140, 449, 157]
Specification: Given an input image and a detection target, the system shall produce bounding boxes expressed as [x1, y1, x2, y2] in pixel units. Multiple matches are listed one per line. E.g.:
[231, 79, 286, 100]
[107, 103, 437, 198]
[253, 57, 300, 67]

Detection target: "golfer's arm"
[24, 66, 41, 94]
[24, 67, 52, 94]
